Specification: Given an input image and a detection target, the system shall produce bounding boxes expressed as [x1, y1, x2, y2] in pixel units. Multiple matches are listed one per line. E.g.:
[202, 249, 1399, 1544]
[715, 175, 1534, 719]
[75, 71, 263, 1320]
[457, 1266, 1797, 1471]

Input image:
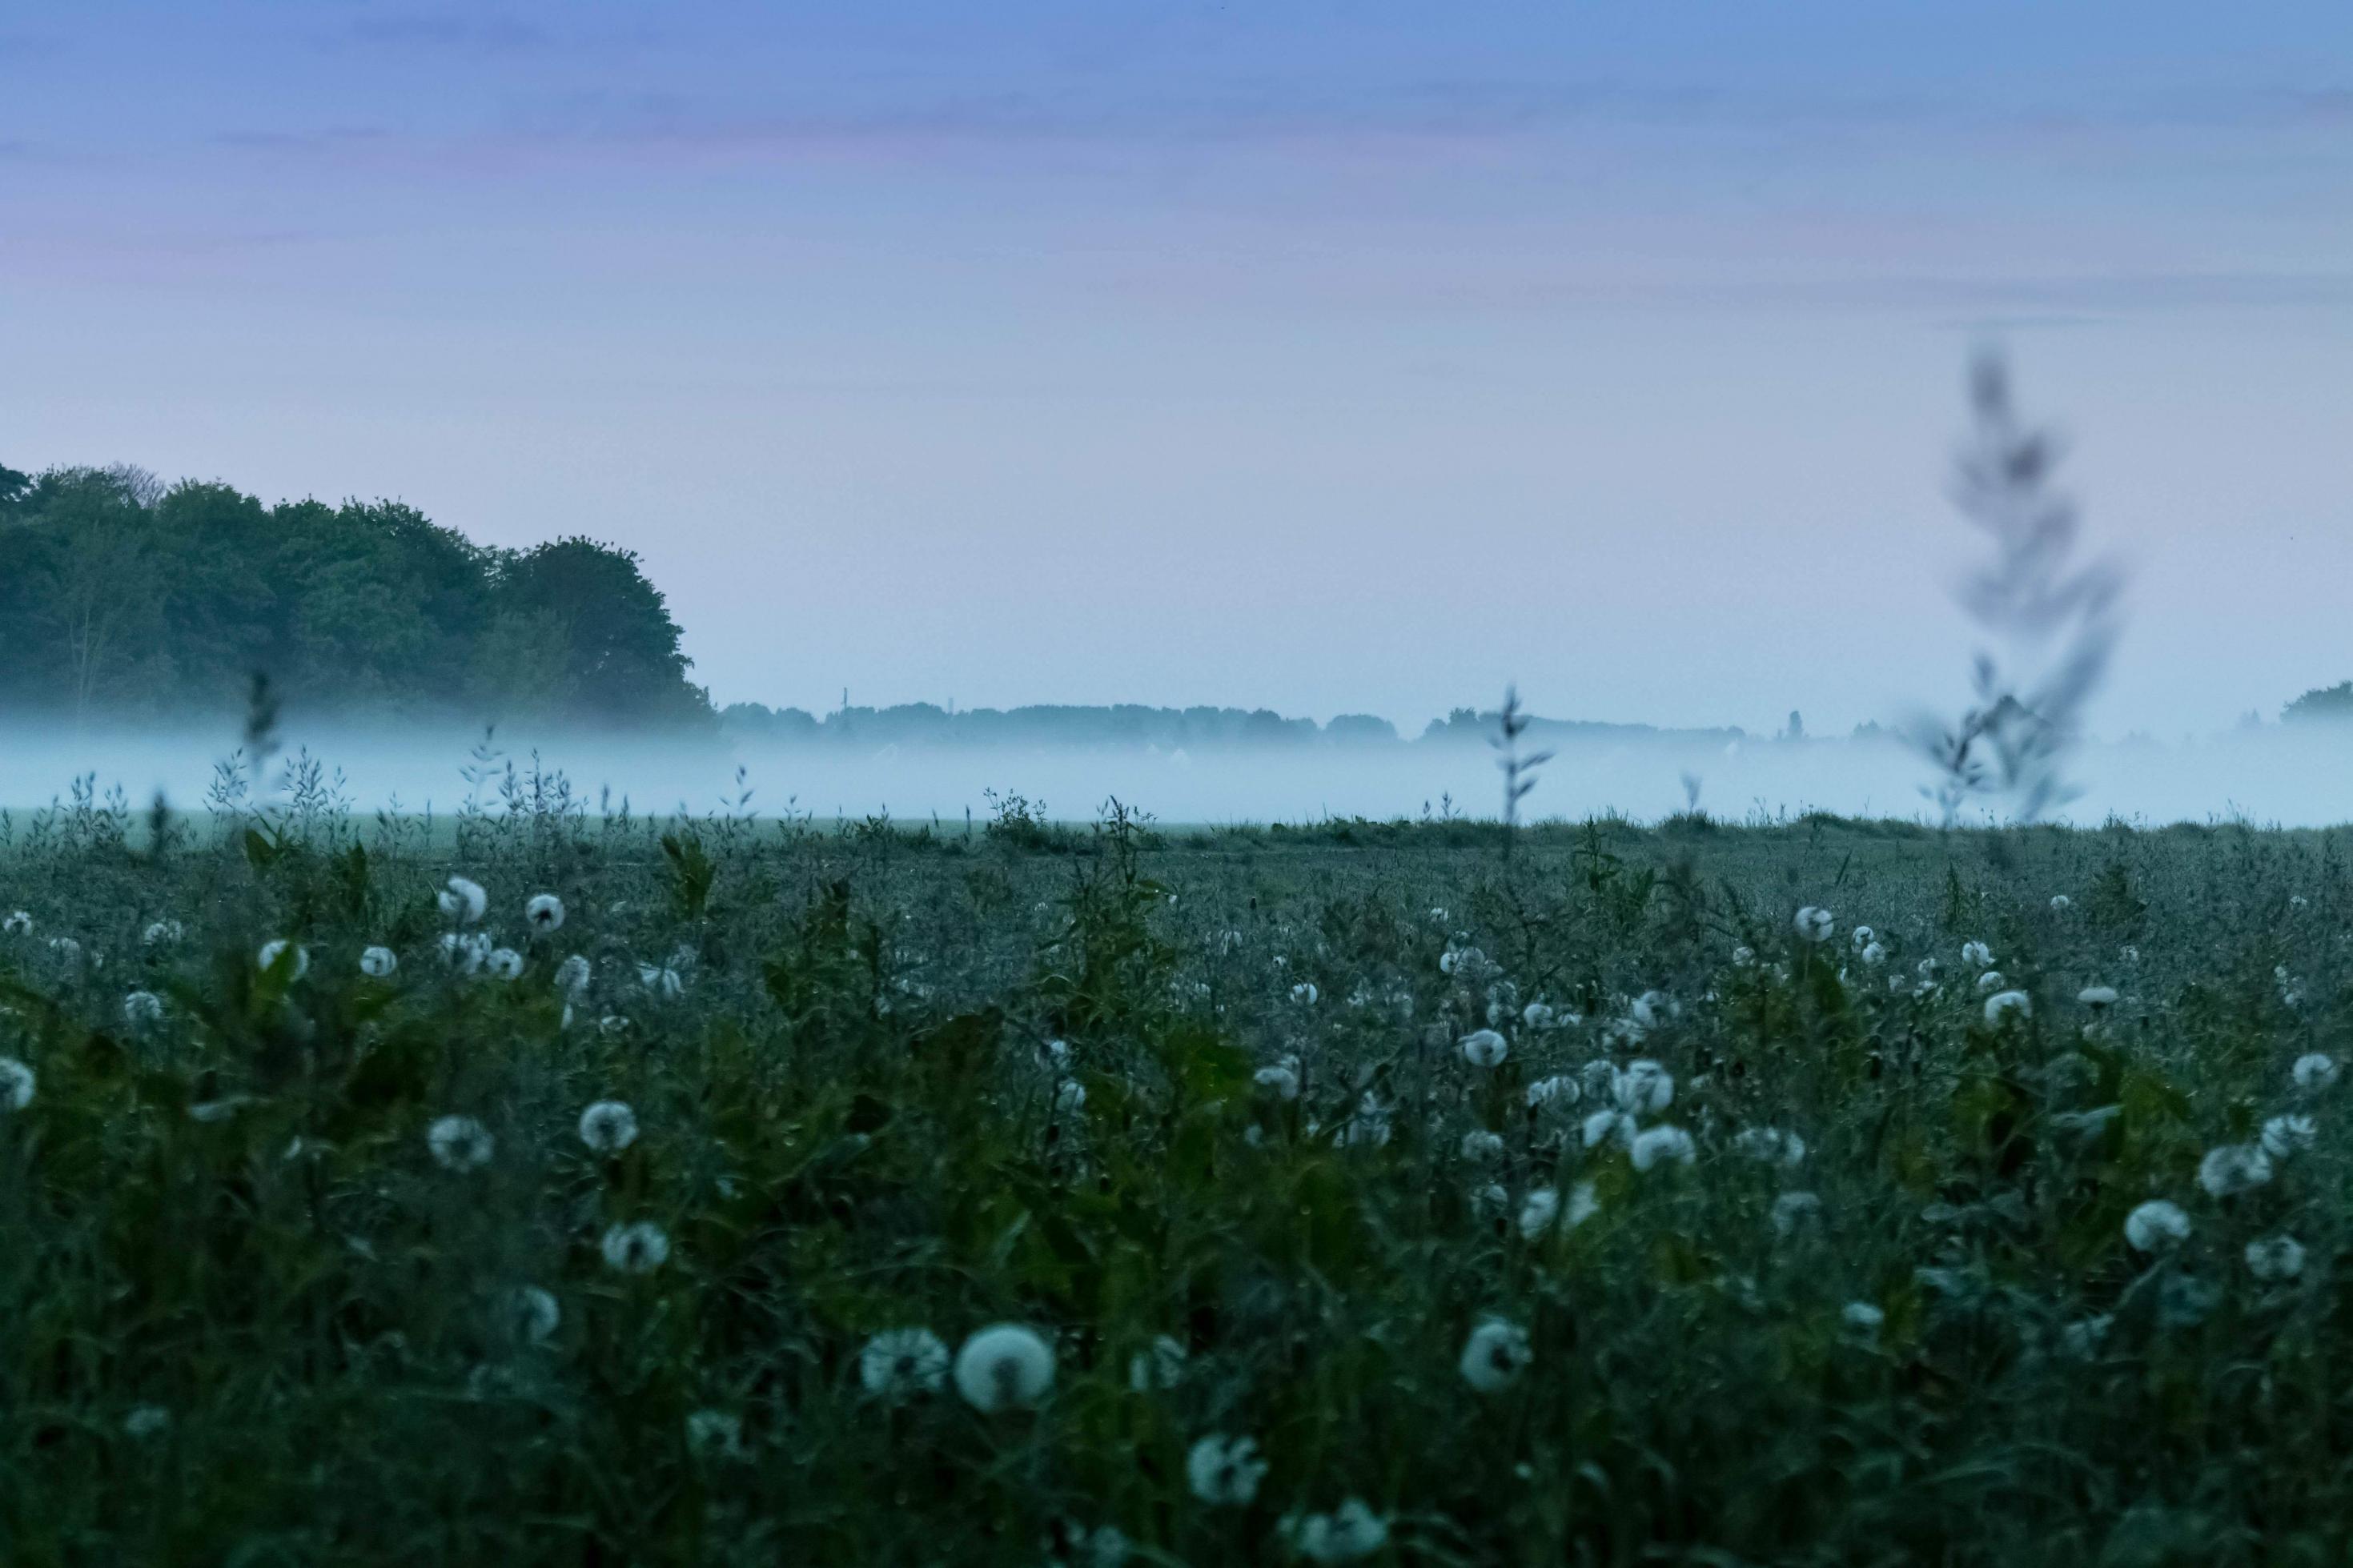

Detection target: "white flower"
[2077, 985, 2117, 1007]
[1612, 1059, 1674, 1114]
[859, 1327, 951, 1399]
[1458, 1317, 1532, 1393]
[2259, 1113, 2316, 1159]
[1472, 1181, 1509, 1219]
[1730, 944, 1755, 966]
[1975, 969, 2006, 994]
[1516, 1184, 1594, 1238]
[1054, 1080, 1086, 1113]
[2245, 1235, 2307, 1281]
[524, 893, 566, 933]
[122, 991, 163, 1026]
[637, 964, 685, 998]
[2291, 893, 2310, 910]
[685, 1409, 744, 1457]
[1582, 1109, 1636, 1150]
[1335, 1093, 1392, 1148]
[1185, 1434, 1269, 1506]
[1793, 906, 1833, 943]
[1460, 1129, 1504, 1161]
[438, 876, 488, 924]
[359, 945, 398, 978]
[2197, 1142, 2273, 1197]
[1459, 1029, 1508, 1069]
[1982, 989, 2032, 1025]
[1524, 1074, 1578, 1109]
[599, 1015, 630, 1037]
[427, 1114, 496, 1173]
[600, 1220, 672, 1274]
[441, 932, 491, 973]
[2125, 1198, 2192, 1251]
[1629, 989, 1675, 1032]
[1733, 1126, 1808, 1167]
[555, 955, 592, 996]
[1841, 1301, 1885, 1335]
[1290, 981, 1319, 1005]
[2, 912, 30, 936]
[953, 1323, 1055, 1412]
[1850, 924, 1875, 951]
[2050, 895, 2071, 911]
[505, 1285, 560, 1345]
[1771, 1190, 1821, 1236]
[1127, 1334, 1187, 1392]
[1520, 1001, 1556, 1031]
[142, 920, 182, 947]
[1255, 1064, 1300, 1101]
[1962, 940, 1994, 968]
[2292, 1053, 2340, 1092]
[1281, 1499, 1389, 1563]
[484, 948, 524, 981]
[1628, 1125, 1696, 1172]
[1859, 942, 1886, 968]
[0, 1057, 35, 1111]
[257, 940, 308, 980]
[579, 1100, 640, 1154]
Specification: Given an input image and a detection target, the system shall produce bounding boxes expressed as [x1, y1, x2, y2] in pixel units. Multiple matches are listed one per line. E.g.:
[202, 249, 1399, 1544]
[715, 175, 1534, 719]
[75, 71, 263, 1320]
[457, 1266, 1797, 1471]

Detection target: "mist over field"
[8, 716, 2351, 828]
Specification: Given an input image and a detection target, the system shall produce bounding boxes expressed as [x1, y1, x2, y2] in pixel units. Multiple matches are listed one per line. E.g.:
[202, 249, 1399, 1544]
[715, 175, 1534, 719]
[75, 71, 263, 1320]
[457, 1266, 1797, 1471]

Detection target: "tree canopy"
[0, 463, 709, 727]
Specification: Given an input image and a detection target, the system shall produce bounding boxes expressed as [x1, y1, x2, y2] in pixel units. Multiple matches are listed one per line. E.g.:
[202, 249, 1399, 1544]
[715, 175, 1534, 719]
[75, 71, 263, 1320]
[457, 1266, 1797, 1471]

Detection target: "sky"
[4, 2, 2348, 740]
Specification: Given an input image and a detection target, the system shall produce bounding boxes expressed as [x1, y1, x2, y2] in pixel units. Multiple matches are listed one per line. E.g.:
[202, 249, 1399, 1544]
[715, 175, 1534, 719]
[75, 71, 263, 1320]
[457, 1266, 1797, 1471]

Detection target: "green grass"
[2, 798, 2350, 1564]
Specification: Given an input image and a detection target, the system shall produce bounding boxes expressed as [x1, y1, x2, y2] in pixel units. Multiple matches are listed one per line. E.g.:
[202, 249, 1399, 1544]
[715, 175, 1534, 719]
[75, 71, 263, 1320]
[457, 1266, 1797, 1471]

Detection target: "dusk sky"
[6, 2, 2347, 738]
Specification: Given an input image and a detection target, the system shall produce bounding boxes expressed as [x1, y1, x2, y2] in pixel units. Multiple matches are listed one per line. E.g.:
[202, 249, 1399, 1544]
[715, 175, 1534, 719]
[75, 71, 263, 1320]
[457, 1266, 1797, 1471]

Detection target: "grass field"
[2, 791, 2349, 1564]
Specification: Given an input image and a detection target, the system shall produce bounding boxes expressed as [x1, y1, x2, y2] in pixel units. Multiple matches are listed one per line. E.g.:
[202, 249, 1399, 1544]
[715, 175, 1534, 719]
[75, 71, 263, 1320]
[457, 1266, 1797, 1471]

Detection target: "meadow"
[2, 776, 2350, 1566]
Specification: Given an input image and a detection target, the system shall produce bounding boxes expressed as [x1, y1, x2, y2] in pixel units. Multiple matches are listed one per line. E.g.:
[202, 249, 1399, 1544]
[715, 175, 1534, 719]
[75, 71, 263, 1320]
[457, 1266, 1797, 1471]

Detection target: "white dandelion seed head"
[484, 947, 524, 981]
[1184, 1434, 1269, 1507]
[2078, 985, 2118, 1007]
[2124, 1198, 2192, 1251]
[1, 912, 30, 936]
[1982, 989, 2033, 1026]
[637, 964, 685, 998]
[1524, 1074, 1578, 1110]
[1334, 1093, 1392, 1148]
[1460, 1129, 1504, 1162]
[1458, 1317, 1532, 1394]
[600, 1220, 672, 1274]
[142, 919, 182, 947]
[1733, 1126, 1808, 1167]
[599, 1014, 631, 1037]
[1521, 1001, 1556, 1031]
[1628, 1124, 1696, 1173]
[1962, 940, 1994, 968]
[1516, 1186, 1561, 1239]
[1860, 942, 1887, 967]
[1126, 1334, 1187, 1392]
[2198, 1142, 2274, 1198]
[506, 1285, 560, 1345]
[1793, 906, 1834, 944]
[122, 990, 163, 1027]
[1729, 944, 1755, 967]
[952, 1322, 1056, 1412]
[1254, 1064, 1300, 1101]
[2291, 893, 2310, 910]
[2050, 894, 2072, 912]
[2119, 944, 2140, 964]
[1771, 1190, 1822, 1236]
[1472, 1181, 1509, 1219]
[2259, 1113, 2316, 1159]
[1850, 924, 1875, 950]
[858, 1327, 950, 1400]
[0, 1057, 35, 1111]
[1459, 1029, 1508, 1069]
[524, 893, 566, 933]
[578, 1100, 640, 1155]
[1280, 1499, 1390, 1564]
[1290, 981, 1319, 1005]
[2245, 1234, 2307, 1281]
[2291, 1053, 2340, 1093]
[257, 939, 307, 981]
[427, 1114, 496, 1173]
[359, 945, 398, 978]
[1054, 1080, 1086, 1113]
[438, 876, 488, 924]
[1582, 1108, 1636, 1151]
[1612, 1059, 1675, 1115]
[1974, 969, 2006, 994]
[440, 932, 490, 973]
[555, 954, 591, 996]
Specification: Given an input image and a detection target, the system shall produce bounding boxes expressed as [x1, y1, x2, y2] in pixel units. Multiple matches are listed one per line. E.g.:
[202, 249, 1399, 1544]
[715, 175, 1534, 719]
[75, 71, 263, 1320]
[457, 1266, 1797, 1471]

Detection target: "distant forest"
[0, 461, 708, 726]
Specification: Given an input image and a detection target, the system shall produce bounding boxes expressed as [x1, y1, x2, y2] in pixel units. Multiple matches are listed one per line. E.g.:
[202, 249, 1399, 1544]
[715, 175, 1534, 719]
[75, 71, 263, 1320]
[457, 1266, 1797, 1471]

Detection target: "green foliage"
[2282, 681, 2353, 723]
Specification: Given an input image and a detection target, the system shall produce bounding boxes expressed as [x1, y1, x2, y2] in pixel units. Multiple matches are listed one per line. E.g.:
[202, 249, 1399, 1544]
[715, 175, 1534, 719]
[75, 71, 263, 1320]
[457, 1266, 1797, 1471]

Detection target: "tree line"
[0, 461, 709, 727]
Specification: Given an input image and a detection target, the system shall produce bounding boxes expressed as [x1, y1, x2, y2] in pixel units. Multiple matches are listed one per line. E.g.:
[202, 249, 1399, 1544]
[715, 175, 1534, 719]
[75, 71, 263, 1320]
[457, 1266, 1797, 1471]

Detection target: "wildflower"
[1280, 1499, 1389, 1563]
[1850, 924, 1876, 951]
[1521, 1001, 1556, 1030]
[1524, 1074, 1578, 1109]
[1859, 942, 1886, 967]
[2197, 1142, 2273, 1197]
[2078, 985, 2118, 1007]
[484, 948, 524, 981]
[579, 1100, 639, 1154]
[2292, 1053, 2340, 1092]
[1962, 940, 1994, 968]
[2125, 1198, 2193, 1251]
[142, 919, 182, 947]
[1335, 1093, 1392, 1148]
[1974, 969, 2006, 993]
[122, 991, 163, 1026]
[1460, 1129, 1504, 1161]
[257, 939, 307, 980]
[2119, 944, 2140, 964]
[2291, 893, 2310, 910]
[1793, 906, 1833, 943]
[1982, 989, 2032, 1025]
[859, 1327, 950, 1399]
[953, 1323, 1055, 1412]
[2246, 1235, 2307, 1281]
[1516, 1185, 1592, 1238]
[1841, 1301, 1885, 1335]
[637, 964, 684, 998]
[1771, 1190, 1822, 1236]
[1612, 1059, 1674, 1114]
[441, 932, 490, 973]
[438, 876, 488, 924]
[1185, 1434, 1269, 1506]
[359, 945, 398, 978]
[1629, 1125, 1696, 1172]
[1458, 1317, 1532, 1393]
[0, 1057, 34, 1111]
[1459, 1029, 1508, 1069]
[548, 956, 588, 999]
[598, 1014, 630, 1036]
[685, 1409, 744, 1457]
[1127, 1334, 1187, 1392]
[2260, 1113, 2316, 1159]
[1054, 1081, 1087, 1113]
[506, 1285, 560, 1345]
[1582, 1109, 1635, 1150]
[428, 1115, 496, 1173]
[1, 912, 29, 936]
[1255, 1064, 1300, 1101]
[1733, 1126, 1807, 1166]
[524, 893, 565, 933]
[600, 1220, 671, 1274]
[1729, 944, 1754, 966]
[2050, 895, 2071, 912]
[1472, 1181, 1509, 1219]
[1290, 981, 1319, 1005]
[1044, 1037, 1071, 1064]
